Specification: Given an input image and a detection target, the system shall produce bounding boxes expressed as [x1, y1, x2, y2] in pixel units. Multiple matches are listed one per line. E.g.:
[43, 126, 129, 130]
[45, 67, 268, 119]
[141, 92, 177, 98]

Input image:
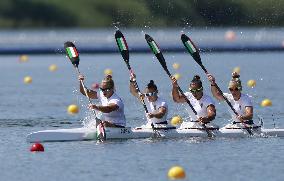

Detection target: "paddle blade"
[64, 41, 80, 67]
[145, 34, 171, 76]
[181, 34, 202, 64]
[115, 30, 129, 62]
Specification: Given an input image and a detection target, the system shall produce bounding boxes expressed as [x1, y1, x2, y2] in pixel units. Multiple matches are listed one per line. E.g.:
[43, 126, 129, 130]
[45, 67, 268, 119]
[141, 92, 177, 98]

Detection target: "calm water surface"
[0, 52, 283, 181]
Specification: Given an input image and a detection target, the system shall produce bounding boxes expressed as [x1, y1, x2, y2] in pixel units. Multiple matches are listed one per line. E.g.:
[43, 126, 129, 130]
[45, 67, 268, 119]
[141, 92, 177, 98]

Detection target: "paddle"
[64, 41, 106, 141]
[180, 34, 253, 135]
[115, 31, 161, 135]
[145, 34, 212, 137]
[115, 30, 149, 114]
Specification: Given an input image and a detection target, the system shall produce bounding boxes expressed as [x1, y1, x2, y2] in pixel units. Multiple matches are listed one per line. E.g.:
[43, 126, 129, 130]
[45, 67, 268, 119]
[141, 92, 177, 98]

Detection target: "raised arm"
[171, 76, 186, 103]
[78, 74, 98, 99]
[207, 74, 224, 101]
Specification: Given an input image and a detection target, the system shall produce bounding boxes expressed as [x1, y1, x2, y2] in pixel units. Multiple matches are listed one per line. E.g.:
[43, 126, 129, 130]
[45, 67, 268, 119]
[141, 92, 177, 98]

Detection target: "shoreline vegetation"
[0, 0, 284, 28]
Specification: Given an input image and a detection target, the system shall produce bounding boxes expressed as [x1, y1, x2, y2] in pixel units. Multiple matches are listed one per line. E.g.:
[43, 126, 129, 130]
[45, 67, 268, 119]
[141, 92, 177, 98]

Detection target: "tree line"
[0, 0, 283, 28]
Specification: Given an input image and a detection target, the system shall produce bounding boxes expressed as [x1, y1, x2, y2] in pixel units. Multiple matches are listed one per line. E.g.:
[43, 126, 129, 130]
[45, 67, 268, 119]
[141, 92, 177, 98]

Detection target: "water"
[0, 52, 284, 181]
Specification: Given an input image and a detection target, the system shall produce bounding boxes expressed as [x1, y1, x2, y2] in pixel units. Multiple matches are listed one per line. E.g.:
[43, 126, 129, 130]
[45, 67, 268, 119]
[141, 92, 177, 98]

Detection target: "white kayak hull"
[27, 125, 284, 143]
[27, 128, 98, 142]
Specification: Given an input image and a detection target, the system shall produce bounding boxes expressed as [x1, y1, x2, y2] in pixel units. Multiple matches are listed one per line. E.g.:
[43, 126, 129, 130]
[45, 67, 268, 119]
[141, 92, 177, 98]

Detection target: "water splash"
[112, 22, 120, 30]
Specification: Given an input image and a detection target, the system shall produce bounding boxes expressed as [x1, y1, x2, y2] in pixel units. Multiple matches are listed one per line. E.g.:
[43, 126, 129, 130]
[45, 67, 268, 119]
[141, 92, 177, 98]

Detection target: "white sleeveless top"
[145, 96, 168, 124]
[223, 93, 253, 120]
[184, 92, 215, 121]
[98, 91, 126, 126]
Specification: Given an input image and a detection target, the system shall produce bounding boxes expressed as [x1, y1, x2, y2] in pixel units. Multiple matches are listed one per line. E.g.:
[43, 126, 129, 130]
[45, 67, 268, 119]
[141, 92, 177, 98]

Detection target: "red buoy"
[30, 143, 44, 152]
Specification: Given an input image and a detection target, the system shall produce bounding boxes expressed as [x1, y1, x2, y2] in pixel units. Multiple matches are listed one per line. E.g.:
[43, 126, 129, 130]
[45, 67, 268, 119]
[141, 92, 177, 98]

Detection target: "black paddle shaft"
[181, 34, 253, 135]
[145, 34, 198, 116]
[64, 41, 106, 140]
[181, 34, 240, 116]
[145, 33, 212, 137]
[115, 30, 149, 113]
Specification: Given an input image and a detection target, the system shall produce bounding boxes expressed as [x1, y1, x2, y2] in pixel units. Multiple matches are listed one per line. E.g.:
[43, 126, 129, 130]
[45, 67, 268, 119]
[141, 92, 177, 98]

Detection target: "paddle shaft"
[145, 34, 211, 136]
[186, 43, 253, 135]
[125, 62, 162, 136]
[75, 66, 101, 120]
[199, 65, 252, 124]
[64, 41, 106, 141]
[157, 52, 212, 137]
[75, 66, 107, 140]
[125, 61, 149, 113]
[198, 65, 239, 116]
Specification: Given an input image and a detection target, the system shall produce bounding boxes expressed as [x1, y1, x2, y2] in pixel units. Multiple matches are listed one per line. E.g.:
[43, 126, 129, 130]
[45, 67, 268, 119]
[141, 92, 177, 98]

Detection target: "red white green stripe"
[149, 41, 160, 54]
[116, 37, 128, 51]
[66, 47, 79, 58]
[185, 41, 197, 54]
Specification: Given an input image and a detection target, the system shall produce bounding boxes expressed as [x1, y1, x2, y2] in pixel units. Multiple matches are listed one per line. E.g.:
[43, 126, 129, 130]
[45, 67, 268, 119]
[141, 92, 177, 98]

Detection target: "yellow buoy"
[172, 63, 180, 70]
[225, 30, 236, 41]
[173, 73, 181, 80]
[247, 79, 256, 88]
[49, 64, 58, 72]
[171, 116, 183, 126]
[261, 99, 272, 107]
[19, 55, 29, 62]
[67, 104, 79, 115]
[233, 67, 240, 74]
[104, 68, 113, 76]
[168, 166, 186, 180]
[24, 76, 32, 84]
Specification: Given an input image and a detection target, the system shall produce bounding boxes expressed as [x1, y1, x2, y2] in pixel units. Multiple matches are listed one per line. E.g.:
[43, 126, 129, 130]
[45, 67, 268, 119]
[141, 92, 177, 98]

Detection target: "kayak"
[26, 121, 284, 143]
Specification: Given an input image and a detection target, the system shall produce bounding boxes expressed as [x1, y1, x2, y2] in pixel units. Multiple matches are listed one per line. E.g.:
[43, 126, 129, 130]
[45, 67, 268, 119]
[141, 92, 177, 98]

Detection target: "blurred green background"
[1, 0, 284, 28]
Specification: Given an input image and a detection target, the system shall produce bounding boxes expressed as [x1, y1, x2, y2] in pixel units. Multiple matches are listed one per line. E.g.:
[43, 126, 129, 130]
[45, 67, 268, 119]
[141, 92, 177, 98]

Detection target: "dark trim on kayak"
[225, 126, 261, 129]
[135, 126, 176, 130]
[183, 127, 219, 130]
[153, 126, 176, 130]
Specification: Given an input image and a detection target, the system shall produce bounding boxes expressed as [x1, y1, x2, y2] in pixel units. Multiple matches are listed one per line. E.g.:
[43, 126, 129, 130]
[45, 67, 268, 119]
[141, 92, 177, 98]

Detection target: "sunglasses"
[229, 87, 239, 92]
[189, 87, 203, 94]
[100, 87, 112, 92]
[145, 91, 157, 97]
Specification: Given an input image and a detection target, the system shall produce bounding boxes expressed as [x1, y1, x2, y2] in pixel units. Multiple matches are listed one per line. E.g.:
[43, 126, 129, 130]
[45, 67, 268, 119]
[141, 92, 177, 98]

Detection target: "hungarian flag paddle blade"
[64, 41, 80, 67]
[181, 34, 201, 65]
[115, 30, 129, 61]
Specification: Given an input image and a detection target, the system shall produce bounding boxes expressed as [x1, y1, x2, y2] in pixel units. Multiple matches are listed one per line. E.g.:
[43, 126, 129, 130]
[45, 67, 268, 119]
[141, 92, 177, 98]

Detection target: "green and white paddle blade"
[64, 41, 80, 67]
[145, 34, 170, 75]
[145, 34, 161, 55]
[115, 30, 129, 61]
[181, 34, 202, 65]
